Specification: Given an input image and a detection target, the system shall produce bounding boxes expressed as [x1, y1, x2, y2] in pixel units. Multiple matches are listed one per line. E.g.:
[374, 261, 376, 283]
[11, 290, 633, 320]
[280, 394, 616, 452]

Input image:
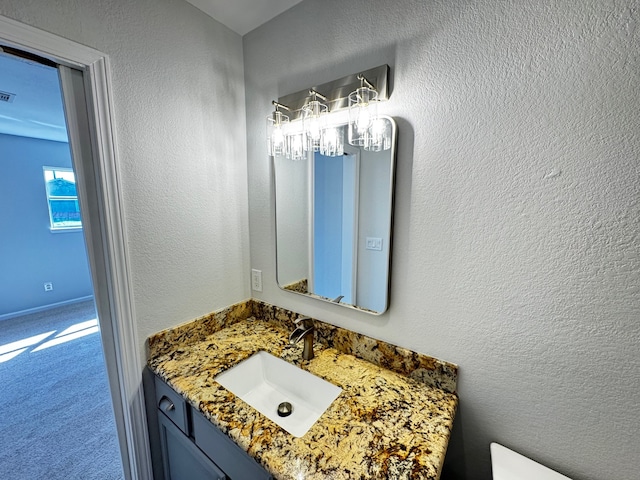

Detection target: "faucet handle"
[294, 316, 313, 328]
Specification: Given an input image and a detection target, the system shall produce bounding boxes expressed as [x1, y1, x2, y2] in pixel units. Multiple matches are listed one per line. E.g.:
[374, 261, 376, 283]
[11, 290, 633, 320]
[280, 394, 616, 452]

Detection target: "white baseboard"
[0, 296, 94, 322]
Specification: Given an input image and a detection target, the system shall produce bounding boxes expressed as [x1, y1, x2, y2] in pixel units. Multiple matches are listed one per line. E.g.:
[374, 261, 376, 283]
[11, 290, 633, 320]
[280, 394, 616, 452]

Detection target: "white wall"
[0, 0, 250, 358]
[244, 1, 640, 479]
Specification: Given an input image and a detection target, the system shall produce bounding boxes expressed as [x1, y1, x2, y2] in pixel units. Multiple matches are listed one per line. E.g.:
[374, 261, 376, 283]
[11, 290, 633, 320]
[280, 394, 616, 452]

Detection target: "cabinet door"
[158, 411, 227, 480]
[192, 409, 272, 480]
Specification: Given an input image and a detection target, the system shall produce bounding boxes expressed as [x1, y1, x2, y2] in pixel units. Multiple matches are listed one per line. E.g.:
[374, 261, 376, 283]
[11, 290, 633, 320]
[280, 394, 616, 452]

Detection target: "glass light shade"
[267, 111, 289, 156]
[348, 86, 378, 147]
[363, 117, 392, 152]
[302, 100, 328, 152]
[320, 126, 344, 157]
[287, 131, 306, 161]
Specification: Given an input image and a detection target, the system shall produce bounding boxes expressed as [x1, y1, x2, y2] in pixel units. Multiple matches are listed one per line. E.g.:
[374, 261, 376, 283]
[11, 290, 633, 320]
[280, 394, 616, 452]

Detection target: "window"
[43, 167, 82, 230]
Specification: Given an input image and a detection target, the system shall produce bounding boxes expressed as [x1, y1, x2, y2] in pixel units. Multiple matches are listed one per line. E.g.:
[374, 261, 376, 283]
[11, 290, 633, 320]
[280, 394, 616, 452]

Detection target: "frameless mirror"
[274, 116, 396, 314]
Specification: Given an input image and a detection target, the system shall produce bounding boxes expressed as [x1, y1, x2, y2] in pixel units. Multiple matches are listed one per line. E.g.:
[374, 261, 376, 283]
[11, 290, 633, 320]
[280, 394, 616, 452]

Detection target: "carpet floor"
[0, 300, 124, 480]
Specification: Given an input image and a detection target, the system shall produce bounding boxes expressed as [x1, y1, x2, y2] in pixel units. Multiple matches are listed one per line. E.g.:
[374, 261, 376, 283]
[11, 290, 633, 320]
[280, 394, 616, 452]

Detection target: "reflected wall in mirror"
[274, 116, 396, 314]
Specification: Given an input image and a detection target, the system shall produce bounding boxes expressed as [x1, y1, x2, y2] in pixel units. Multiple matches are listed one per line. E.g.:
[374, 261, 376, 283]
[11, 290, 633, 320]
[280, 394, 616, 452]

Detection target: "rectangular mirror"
[274, 116, 396, 314]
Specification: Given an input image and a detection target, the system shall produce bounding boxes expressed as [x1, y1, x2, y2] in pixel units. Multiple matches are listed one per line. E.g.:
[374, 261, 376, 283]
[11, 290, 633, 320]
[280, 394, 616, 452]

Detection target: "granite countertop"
[147, 300, 458, 480]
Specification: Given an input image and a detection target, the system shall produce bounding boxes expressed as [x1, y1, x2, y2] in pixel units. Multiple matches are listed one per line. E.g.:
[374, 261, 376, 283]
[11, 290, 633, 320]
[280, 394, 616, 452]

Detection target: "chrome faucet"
[289, 316, 315, 360]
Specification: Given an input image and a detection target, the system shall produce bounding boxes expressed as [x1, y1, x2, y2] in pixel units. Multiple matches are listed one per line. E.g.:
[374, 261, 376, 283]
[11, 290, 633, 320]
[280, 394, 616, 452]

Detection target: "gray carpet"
[0, 300, 124, 480]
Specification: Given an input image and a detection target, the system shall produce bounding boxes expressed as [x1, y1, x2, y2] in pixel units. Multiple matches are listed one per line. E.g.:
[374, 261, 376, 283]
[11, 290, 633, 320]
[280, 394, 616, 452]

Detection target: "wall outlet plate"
[366, 237, 382, 251]
[251, 269, 262, 292]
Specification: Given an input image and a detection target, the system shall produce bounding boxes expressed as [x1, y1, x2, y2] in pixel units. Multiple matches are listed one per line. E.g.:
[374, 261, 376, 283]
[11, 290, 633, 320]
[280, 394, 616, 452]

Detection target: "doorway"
[0, 14, 153, 480]
[0, 49, 124, 479]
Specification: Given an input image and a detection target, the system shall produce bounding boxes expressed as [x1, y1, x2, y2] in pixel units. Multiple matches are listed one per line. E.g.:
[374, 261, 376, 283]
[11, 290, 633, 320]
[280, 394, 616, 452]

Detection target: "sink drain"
[277, 401, 292, 417]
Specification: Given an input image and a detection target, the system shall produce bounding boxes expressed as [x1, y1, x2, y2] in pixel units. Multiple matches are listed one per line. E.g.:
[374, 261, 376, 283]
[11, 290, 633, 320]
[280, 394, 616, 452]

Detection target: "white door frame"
[342, 147, 360, 305]
[0, 15, 151, 480]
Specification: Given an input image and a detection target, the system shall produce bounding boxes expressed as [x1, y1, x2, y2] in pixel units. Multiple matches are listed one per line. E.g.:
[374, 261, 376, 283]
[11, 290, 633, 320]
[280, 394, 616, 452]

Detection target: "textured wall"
[244, 1, 640, 479]
[0, 0, 250, 360]
[0, 134, 93, 316]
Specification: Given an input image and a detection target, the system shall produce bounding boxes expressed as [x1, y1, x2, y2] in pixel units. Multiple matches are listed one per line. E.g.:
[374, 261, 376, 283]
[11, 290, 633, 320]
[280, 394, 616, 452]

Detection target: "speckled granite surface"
[283, 278, 308, 293]
[250, 301, 458, 394]
[147, 300, 458, 480]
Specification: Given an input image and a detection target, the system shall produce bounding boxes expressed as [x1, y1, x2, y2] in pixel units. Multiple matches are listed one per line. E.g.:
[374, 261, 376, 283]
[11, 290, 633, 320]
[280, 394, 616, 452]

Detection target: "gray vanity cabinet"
[150, 374, 272, 480]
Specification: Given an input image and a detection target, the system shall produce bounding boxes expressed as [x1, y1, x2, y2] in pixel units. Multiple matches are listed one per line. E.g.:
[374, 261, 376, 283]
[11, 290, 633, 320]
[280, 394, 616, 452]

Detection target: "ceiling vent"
[0, 91, 16, 103]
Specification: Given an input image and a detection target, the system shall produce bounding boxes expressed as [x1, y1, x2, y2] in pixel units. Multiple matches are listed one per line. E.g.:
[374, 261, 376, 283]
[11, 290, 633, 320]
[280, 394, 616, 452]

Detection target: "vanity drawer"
[154, 376, 189, 435]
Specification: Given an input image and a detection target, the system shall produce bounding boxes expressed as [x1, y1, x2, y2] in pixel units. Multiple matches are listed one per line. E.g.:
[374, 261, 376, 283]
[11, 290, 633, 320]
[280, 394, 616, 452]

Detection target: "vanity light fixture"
[301, 89, 328, 153]
[266, 101, 290, 157]
[266, 65, 391, 159]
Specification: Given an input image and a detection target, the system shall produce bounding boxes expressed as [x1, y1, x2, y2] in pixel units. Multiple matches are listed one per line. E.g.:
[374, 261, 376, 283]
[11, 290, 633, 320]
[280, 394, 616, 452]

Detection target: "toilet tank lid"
[490, 443, 572, 480]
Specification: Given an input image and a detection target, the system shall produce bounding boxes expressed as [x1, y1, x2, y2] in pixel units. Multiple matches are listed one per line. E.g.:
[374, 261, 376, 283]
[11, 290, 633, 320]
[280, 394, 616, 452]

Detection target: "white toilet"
[491, 443, 572, 480]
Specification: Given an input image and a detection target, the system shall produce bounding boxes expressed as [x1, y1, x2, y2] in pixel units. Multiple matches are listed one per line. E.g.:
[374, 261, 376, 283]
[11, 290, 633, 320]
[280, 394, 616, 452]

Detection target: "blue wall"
[0, 133, 93, 317]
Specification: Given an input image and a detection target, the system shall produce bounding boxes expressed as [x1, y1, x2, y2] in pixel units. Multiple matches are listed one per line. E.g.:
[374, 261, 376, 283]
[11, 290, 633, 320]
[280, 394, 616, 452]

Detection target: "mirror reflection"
[274, 116, 396, 314]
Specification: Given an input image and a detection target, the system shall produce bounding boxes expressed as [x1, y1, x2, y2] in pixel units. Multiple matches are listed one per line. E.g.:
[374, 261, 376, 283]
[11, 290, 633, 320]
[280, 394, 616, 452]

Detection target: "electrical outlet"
[44, 282, 53, 292]
[366, 237, 383, 251]
[251, 269, 263, 292]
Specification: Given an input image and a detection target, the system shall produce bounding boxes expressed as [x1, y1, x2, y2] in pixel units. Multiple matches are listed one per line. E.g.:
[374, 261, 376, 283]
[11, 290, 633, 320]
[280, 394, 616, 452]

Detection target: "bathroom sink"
[214, 351, 342, 437]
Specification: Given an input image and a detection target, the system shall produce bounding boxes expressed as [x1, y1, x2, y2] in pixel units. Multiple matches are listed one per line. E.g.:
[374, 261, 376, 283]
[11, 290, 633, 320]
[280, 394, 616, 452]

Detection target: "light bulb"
[356, 106, 371, 132]
[272, 126, 285, 155]
[308, 117, 321, 141]
[302, 99, 328, 152]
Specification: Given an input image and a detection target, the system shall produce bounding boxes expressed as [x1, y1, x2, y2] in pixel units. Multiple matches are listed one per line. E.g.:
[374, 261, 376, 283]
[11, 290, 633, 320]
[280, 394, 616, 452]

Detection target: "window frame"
[43, 166, 83, 231]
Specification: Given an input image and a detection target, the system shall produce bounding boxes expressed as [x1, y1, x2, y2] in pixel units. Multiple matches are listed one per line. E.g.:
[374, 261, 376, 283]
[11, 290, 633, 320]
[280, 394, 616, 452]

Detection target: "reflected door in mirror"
[312, 152, 357, 305]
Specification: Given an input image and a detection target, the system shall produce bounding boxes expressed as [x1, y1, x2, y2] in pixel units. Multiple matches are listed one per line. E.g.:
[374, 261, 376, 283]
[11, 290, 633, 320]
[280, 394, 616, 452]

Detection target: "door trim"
[0, 14, 151, 480]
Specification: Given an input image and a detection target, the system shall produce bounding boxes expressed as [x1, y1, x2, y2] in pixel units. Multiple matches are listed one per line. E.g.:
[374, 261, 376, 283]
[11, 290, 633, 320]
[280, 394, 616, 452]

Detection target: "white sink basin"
[214, 351, 341, 437]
